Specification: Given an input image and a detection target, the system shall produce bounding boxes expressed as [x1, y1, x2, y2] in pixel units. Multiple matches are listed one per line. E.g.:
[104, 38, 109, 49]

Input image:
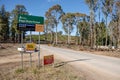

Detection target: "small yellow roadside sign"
[26, 43, 36, 51]
[35, 24, 44, 32]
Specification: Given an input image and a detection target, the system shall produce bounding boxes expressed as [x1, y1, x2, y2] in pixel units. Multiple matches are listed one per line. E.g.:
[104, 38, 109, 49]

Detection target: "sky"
[0, 0, 90, 35]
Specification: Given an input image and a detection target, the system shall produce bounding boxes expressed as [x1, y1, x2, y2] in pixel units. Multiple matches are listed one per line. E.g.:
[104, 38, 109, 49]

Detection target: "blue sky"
[0, 0, 89, 16]
[0, 0, 91, 35]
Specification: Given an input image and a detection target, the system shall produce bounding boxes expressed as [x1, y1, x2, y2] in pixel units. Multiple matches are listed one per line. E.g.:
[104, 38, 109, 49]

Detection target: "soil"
[0, 43, 85, 80]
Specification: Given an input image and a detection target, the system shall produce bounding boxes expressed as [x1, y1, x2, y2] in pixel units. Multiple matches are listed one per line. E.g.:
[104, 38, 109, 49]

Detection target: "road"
[41, 45, 120, 80]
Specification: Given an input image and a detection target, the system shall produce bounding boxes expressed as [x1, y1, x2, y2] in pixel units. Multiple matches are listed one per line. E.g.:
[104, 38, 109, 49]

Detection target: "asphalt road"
[41, 45, 120, 80]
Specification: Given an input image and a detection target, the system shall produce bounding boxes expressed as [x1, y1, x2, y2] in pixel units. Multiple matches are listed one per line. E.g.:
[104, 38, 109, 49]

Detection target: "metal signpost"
[30, 31, 32, 67]
[35, 24, 44, 68]
[21, 31, 24, 69]
[17, 14, 44, 68]
[38, 32, 40, 68]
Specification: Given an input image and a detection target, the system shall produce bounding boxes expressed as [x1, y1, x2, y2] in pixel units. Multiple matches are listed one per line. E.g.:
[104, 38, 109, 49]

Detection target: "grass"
[0, 63, 84, 80]
[0, 43, 85, 80]
[15, 68, 25, 74]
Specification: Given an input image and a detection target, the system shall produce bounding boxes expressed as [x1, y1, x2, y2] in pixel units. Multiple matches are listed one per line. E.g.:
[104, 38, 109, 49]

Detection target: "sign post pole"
[38, 32, 40, 68]
[21, 31, 24, 69]
[30, 31, 32, 67]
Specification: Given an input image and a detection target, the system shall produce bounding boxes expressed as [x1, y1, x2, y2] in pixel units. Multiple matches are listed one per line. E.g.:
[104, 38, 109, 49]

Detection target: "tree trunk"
[94, 24, 96, 49]
[76, 26, 79, 45]
[90, 8, 95, 49]
[105, 16, 108, 46]
[80, 34, 82, 45]
[50, 32, 52, 44]
[15, 33, 17, 43]
[68, 25, 70, 44]
[116, 20, 119, 48]
[45, 30, 47, 42]
[18, 33, 20, 43]
[55, 24, 57, 45]
[118, 19, 120, 47]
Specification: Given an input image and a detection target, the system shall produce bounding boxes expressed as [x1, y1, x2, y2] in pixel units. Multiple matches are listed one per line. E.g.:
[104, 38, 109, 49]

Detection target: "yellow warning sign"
[35, 24, 44, 32]
[26, 43, 36, 51]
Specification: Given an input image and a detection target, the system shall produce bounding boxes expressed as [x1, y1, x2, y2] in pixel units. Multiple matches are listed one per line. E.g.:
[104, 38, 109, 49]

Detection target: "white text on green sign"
[18, 14, 44, 24]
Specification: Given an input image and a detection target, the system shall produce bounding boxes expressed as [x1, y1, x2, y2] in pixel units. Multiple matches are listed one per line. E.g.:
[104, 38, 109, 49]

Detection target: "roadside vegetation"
[0, 0, 120, 51]
[0, 44, 85, 80]
[0, 62, 84, 80]
[0, 0, 120, 80]
[0, 64, 84, 80]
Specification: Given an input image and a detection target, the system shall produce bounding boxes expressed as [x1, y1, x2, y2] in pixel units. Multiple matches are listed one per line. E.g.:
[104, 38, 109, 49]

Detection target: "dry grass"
[56, 44, 120, 58]
[0, 43, 85, 80]
[0, 43, 17, 57]
[90, 51, 120, 58]
[0, 61, 84, 80]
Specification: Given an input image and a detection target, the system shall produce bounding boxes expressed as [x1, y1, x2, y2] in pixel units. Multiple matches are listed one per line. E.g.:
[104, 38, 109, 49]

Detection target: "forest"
[0, 0, 120, 49]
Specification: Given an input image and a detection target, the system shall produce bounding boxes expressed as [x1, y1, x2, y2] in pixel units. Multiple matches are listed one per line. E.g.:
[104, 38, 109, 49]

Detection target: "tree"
[44, 19, 49, 41]
[102, 0, 114, 46]
[109, 0, 120, 48]
[77, 18, 90, 46]
[11, 5, 28, 42]
[115, 0, 120, 47]
[74, 12, 89, 45]
[85, 0, 98, 48]
[45, 11, 55, 43]
[0, 5, 9, 42]
[61, 13, 75, 44]
[46, 4, 64, 45]
[99, 19, 106, 46]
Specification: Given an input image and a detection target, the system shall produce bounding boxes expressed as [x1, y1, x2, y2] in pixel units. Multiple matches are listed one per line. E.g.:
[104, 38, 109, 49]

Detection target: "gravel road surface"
[41, 45, 120, 80]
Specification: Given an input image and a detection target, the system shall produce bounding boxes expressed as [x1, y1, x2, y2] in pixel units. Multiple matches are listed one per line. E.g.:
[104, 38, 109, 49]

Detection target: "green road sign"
[18, 14, 44, 24]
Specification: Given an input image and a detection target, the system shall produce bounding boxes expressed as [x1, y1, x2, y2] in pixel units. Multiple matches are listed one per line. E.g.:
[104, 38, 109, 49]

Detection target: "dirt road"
[41, 45, 120, 80]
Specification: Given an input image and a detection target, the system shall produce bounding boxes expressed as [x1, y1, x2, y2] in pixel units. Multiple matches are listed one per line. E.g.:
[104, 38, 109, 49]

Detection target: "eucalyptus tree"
[74, 12, 88, 45]
[102, 0, 114, 46]
[45, 11, 55, 43]
[116, 0, 120, 47]
[99, 20, 106, 45]
[47, 4, 64, 45]
[109, 21, 117, 48]
[0, 5, 9, 42]
[61, 13, 75, 44]
[95, 22, 101, 47]
[44, 19, 55, 43]
[85, 0, 98, 48]
[114, 0, 120, 48]
[11, 5, 28, 42]
[44, 19, 49, 41]
[77, 18, 90, 46]
[109, 0, 120, 48]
